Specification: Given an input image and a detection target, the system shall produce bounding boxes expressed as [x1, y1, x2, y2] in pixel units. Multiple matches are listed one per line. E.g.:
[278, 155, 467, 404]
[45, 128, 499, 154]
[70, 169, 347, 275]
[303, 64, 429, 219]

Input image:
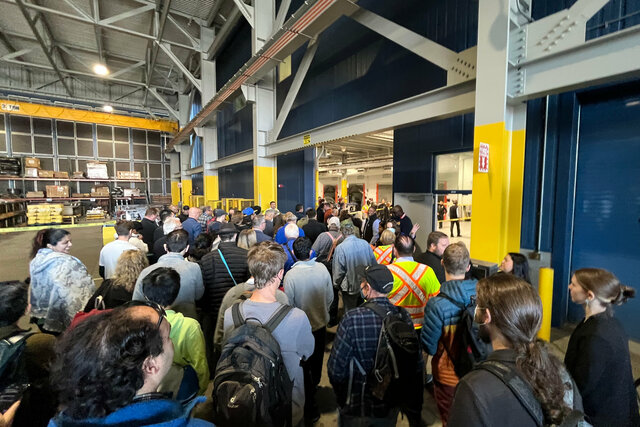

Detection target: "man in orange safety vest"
[387, 234, 440, 329]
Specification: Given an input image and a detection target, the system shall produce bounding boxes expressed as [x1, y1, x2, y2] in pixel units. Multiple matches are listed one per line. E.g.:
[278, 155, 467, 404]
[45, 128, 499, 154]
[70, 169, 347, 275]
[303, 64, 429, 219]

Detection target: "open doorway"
[434, 151, 473, 249]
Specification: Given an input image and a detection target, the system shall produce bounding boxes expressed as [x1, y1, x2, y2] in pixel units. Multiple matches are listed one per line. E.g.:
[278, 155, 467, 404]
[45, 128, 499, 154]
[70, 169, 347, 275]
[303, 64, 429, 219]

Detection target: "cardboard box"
[72, 193, 90, 198]
[86, 162, 109, 179]
[123, 188, 141, 197]
[24, 167, 39, 178]
[116, 171, 142, 180]
[72, 171, 85, 179]
[38, 170, 55, 178]
[91, 186, 110, 197]
[26, 191, 45, 198]
[54, 171, 69, 179]
[24, 157, 40, 168]
[45, 185, 70, 198]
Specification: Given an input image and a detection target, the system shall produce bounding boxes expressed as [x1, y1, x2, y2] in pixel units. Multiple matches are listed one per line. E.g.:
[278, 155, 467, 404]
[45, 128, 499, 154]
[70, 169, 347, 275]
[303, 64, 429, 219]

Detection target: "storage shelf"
[0, 176, 145, 183]
[1, 196, 146, 202]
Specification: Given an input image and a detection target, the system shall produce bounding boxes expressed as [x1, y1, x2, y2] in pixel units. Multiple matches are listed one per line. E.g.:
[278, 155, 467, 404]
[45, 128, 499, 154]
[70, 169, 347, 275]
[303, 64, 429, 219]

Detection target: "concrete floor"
[2, 225, 639, 425]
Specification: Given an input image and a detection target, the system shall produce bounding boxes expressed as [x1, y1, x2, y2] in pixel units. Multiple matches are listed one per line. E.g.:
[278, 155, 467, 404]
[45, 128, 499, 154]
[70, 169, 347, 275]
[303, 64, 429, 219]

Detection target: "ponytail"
[516, 340, 571, 424]
[31, 229, 50, 259]
[614, 284, 636, 305]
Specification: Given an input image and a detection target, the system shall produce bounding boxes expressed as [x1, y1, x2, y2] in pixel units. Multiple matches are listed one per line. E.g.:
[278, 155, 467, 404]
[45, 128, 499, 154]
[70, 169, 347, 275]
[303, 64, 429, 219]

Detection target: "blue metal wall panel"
[277, 0, 478, 138]
[216, 103, 253, 158]
[219, 160, 253, 199]
[570, 92, 640, 339]
[215, 21, 251, 90]
[393, 113, 474, 194]
[276, 148, 315, 213]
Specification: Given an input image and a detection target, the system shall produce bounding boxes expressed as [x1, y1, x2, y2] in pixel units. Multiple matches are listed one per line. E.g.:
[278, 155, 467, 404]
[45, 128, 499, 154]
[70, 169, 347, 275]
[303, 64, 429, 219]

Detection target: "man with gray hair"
[198, 205, 213, 228]
[263, 208, 276, 237]
[222, 242, 314, 426]
[281, 223, 300, 273]
[420, 241, 476, 424]
[252, 214, 272, 243]
[152, 216, 182, 263]
[332, 222, 377, 313]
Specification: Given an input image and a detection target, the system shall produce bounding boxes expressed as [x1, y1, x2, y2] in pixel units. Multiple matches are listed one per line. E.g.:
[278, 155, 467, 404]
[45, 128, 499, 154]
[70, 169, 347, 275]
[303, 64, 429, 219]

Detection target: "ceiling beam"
[14, 0, 73, 96]
[99, 4, 154, 26]
[132, 0, 201, 22]
[146, 0, 172, 90]
[148, 87, 178, 119]
[206, 0, 225, 27]
[207, 7, 241, 59]
[167, 14, 200, 48]
[91, 0, 105, 63]
[0, 0, 199, 52]
[157, 42, 201, 92]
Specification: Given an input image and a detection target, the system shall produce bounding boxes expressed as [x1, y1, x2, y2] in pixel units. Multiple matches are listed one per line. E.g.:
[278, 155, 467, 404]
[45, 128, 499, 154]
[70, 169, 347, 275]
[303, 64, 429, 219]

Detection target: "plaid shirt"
[198, 213, 212, 228]
[328, 297, 419, 417]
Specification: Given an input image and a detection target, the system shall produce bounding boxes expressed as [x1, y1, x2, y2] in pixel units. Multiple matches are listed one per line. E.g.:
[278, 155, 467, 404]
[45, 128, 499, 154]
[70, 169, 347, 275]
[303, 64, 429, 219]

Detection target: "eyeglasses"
[123, 299, 166, 329]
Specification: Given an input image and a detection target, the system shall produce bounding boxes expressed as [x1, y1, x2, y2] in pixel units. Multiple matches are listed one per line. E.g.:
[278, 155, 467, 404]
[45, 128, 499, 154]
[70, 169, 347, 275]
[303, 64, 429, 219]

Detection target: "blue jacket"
[181, 218, 202, 245]
[421, 279, 477, 386]
[48, 396, 212, 426]
[274, 225, 305, 244]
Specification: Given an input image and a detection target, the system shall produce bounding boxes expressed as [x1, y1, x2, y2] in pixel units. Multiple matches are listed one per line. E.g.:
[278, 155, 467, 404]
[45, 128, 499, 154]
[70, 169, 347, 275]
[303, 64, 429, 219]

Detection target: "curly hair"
[51, 307, 164, 420]
[111, 250, 149, 292]
[476, 273, 571, 424]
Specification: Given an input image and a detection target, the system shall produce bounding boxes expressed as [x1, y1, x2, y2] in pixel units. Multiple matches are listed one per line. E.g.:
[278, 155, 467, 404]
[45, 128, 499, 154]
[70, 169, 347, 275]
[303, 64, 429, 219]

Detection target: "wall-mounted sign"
[1, 103, 20, 112]
[478, 142, 489, 173]
[303, 134, 311, 145]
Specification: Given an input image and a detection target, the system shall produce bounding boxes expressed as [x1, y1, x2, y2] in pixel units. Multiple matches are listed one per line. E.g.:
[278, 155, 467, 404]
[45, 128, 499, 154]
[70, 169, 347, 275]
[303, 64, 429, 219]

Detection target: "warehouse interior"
[1, 0, 640, 424]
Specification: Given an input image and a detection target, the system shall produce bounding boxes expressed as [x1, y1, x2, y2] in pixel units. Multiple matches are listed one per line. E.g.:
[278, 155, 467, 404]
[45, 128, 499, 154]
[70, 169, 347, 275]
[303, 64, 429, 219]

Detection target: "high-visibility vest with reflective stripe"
[373, 245, 393, 265]
[387, 261, 440, 329]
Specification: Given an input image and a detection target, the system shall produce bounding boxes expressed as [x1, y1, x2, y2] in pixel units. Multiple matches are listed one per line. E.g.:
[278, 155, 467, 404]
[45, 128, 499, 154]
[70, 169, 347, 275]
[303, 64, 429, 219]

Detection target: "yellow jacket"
[387, 260, 440, 329]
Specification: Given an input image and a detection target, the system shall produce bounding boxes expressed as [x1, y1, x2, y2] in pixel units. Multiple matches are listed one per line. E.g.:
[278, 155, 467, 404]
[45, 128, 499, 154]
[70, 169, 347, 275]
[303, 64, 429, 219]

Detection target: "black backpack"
[477, 360, 590, 427]
[0, 331, 34, 412]
[213, 302, 293, 427]
[364, 302, 422, 415]
[438, 292, 491, 378]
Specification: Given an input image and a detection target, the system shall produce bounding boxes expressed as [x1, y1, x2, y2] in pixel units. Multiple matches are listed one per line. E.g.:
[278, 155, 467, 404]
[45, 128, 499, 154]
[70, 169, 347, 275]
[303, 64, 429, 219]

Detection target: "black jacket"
[198, 242, 250, 317]
[449, 349, 581, 427]
[83, 279, 132, 312]
[140, 218, 158, 246]
[414, 251, 445, 283]
[565, 312, 640, 427]
[302, 219, 327, 244]
[254, 229, 272, 243]
[152, 235, 168, 264]
[264, 220, 274, 237]
[362, 214, 377, 243]
[153, 225, 164, 244]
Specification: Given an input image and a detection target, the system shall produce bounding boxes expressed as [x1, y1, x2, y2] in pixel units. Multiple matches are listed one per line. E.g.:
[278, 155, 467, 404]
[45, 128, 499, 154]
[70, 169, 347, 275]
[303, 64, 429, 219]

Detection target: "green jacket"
[166, 310, 210, 394]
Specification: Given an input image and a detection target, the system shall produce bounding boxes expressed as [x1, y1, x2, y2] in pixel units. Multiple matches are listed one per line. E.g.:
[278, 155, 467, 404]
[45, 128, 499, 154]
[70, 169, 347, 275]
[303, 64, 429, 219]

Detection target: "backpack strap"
[476, 360, 544, 426]
[231, 302, 245, 328]
[264, 304, 294, 333]
[363, 301, 391, 318]
[218, 249, 238, 286]
[326, 233, 342, 262]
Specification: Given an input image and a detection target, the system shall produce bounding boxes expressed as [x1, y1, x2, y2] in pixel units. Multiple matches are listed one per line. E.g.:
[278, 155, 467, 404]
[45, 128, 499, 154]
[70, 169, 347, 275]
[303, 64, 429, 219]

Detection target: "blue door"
[570, 95, 640, 339]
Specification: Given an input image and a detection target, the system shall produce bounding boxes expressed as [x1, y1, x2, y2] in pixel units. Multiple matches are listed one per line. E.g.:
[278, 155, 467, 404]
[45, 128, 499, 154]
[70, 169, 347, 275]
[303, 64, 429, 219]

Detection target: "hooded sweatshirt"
[30, 248, 95, 333]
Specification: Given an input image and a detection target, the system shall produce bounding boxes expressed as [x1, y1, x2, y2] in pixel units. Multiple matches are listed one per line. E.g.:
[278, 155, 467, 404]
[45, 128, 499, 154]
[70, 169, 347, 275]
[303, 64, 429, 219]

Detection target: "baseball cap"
[252, 205, 262, 215]
[328, 216, 340, 227]
[242, 207, 255, 216]
[359, 264, 394, 294]
[213, 208, 227, 217]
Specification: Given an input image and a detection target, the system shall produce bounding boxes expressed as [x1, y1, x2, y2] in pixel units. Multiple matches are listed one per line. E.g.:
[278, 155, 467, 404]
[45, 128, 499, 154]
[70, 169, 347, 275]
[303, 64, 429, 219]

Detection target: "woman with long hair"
[448, 273, 582, 427]
[83, 249, 149, 311]
[29, 228, 95, 333]
[499, 252, 531, 284]
[565, 268, 639, 426]
[237, 229, 258, 250]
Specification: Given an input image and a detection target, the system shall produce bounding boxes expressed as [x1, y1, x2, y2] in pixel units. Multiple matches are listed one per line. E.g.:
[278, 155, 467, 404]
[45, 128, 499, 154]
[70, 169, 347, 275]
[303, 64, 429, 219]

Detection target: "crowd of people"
[0, 198, 638, 427]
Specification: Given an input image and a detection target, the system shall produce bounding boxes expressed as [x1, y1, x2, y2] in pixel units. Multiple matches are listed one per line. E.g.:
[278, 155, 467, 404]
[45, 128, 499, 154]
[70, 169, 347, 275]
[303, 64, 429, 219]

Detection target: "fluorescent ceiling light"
[103, 105, 113, 113]
[93, 64, 109, 76]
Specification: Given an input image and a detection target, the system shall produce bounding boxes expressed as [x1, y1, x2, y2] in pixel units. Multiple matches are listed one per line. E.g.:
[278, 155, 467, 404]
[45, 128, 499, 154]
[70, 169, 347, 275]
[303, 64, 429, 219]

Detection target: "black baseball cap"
[213, 208, 226, 217]
[359, 264, 394, 294]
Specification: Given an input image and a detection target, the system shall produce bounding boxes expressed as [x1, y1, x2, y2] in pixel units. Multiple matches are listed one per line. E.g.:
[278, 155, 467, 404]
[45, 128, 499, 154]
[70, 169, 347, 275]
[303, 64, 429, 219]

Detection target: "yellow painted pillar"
[470, 0, 527, 264]
[254, 165, 277, 210]
[538, 267, 554, 341]
[341, 177, 348, 202]
[171, 181, 181, 205]
[204, 174, 219, 204]
[181, 179, 192, 206]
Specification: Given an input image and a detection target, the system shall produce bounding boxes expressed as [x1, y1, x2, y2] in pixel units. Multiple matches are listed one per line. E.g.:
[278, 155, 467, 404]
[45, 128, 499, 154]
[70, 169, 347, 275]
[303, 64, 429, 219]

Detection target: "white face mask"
[388, 227, 396, 234]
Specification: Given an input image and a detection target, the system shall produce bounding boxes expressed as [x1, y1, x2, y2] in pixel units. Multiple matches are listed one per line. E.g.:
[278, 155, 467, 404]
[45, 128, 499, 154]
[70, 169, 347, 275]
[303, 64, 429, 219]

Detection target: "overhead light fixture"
[103, 105, 113, 113]
[93, 63, 109, 76]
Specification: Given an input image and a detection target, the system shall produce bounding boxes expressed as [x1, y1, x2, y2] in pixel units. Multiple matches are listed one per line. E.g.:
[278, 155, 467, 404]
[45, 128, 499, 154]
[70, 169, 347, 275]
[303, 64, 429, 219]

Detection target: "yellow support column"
[181, 179, 192, 206]
[204, 174, 219, 205]
[470, 0, 527, 264]
[340, 178, 348, 202]
[254, 165, 277, 210]
[171, 181, 181, 205]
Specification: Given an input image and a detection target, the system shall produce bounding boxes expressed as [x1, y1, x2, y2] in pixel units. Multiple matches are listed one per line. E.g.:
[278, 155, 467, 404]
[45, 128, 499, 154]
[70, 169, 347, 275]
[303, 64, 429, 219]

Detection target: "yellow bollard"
[538, 267, 554, 341]
[102, 224, 116, 247]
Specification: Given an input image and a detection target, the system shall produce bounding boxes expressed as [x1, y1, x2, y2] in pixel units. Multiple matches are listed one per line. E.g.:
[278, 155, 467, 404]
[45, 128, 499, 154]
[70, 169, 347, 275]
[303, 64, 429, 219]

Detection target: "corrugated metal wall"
[219, 160, 253, 199]
[276, 148, 315, 213]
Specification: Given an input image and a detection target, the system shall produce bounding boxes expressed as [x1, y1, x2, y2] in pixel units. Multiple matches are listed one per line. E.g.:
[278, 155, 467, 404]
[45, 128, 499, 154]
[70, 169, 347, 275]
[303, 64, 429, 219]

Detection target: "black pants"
[303, 327, 327, 412]
[329, 287, 340, 325]
[450, 219, 460, 237]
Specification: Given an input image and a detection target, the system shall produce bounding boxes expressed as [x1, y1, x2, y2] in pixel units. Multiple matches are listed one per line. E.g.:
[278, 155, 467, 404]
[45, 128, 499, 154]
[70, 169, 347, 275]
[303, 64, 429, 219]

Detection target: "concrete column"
[200, 58, 219, 205]
[252, 0, 277, 210]
[172, 94, 192, 205]
[470, 1, 528, 263]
